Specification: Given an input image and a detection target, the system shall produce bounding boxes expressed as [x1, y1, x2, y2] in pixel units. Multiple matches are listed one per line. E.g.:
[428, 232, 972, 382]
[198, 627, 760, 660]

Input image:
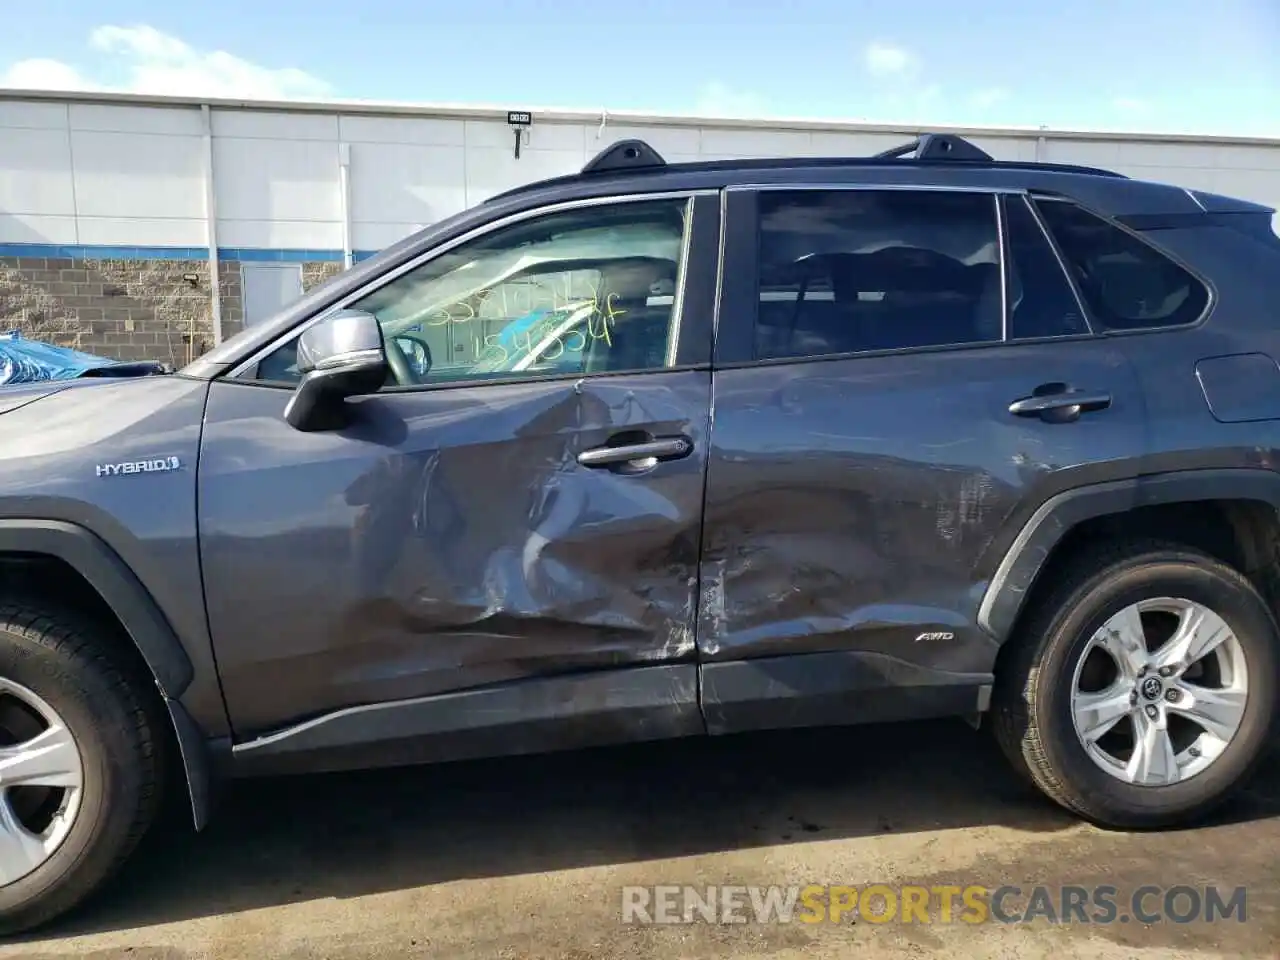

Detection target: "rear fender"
[978, 468, 1280, 643]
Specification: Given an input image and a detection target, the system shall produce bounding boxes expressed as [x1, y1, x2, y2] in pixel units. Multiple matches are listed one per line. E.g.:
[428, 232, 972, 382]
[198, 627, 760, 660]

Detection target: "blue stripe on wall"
[0, 243, 382, 262]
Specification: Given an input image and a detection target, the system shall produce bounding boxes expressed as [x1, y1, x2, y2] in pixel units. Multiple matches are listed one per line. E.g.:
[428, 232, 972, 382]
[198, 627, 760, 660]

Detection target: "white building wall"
[69, 103, 207, 247]
[1, 91, 1278, 258]
[0, 99, 78, 244]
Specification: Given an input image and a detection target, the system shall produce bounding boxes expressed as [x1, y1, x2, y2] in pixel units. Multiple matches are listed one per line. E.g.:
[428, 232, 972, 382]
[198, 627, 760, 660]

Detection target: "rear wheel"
[0, 602, 164, 934]
[993, 540, 1279, 828]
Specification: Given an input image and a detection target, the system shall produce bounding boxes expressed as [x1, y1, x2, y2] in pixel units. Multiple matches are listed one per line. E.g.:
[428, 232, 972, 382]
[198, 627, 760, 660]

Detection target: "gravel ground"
[5, 720, 1278, 959]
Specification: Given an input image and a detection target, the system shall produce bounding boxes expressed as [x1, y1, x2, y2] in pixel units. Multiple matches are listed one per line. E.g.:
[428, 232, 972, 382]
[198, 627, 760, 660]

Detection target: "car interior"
[755, 246, 1004, 359]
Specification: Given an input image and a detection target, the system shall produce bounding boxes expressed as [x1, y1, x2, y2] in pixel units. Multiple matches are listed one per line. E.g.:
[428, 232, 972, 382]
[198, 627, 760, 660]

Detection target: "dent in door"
[199, 372, 710, 734]
[698, 345, 1144, 671]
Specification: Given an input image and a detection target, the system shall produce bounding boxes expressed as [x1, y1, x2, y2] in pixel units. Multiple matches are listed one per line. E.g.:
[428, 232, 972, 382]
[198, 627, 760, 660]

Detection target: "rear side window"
[755, 190, 1002, 359]
[1034, 198, 1210, 331]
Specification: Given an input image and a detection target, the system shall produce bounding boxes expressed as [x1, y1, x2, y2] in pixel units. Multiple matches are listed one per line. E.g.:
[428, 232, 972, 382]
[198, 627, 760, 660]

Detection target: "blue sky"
[3, 0, 1278, 136]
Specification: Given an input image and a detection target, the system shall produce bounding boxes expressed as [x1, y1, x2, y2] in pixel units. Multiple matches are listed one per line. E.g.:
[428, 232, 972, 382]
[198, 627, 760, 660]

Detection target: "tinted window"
[1034, 198, 1209, 331]
[1003, 196, 1091, 339]
[755, 190, 1002, 360]
[253, 198, 690, 386]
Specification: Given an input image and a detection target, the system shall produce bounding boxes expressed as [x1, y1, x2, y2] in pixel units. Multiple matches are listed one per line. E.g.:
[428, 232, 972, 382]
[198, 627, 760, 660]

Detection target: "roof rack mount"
[581, 139, 667, 175]
[873, 133, 994, 162]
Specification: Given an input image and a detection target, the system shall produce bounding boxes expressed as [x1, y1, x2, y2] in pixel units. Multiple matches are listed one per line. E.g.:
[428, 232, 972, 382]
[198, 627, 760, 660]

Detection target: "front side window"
[755, 190, 1003, 360]
[252, 198, 690, 386]
[1034, 198, 1210, 331]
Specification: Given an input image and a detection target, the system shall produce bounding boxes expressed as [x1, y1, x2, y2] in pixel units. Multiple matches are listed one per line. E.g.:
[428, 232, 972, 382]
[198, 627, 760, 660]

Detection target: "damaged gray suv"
[1, 133, 1278, 932]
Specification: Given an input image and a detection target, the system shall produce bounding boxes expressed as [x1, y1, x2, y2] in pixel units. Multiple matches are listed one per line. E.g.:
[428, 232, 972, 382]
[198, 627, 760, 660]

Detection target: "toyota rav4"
[0, 133, 1278, 933]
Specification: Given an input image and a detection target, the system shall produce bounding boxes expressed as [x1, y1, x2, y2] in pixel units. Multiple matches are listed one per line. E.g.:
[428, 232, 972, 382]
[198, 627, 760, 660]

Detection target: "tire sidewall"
[1034, 554, 1279, 820]
[0, 623, 141, 915]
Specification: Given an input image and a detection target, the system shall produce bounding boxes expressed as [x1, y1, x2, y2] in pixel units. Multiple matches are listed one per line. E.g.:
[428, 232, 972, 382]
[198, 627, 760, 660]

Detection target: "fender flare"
[977, 468, 1280, 643]
[0, 519, 212, 829]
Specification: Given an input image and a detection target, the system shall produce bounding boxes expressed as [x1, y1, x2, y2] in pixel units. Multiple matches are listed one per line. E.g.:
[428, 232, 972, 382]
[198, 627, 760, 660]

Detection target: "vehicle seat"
[583, 260, 677, 372]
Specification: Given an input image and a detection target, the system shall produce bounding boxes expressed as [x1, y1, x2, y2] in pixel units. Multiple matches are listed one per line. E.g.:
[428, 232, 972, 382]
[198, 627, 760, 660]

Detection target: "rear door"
[199, 191, 720, 755]
[698, 184, 1147, 733]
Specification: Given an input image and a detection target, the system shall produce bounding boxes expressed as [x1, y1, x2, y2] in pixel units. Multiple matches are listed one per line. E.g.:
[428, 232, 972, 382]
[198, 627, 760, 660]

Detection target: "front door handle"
[578, 436, 693, 468]
[1009, 388, 1112, 422]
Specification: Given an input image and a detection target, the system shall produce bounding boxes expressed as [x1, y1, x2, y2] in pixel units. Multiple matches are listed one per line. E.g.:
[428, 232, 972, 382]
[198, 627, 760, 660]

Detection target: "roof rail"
[484, 131, 1124, 204]
[581, 138, 667, 175]
[873, 133, 994, 162]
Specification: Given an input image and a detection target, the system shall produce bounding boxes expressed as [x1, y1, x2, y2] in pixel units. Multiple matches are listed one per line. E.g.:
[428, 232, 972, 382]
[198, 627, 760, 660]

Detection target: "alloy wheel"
[0, 679, 84, 885]
[1070, 597, 1249, 786]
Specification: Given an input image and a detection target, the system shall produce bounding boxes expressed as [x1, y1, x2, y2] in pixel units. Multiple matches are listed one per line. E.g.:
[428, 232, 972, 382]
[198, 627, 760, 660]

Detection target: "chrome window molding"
[712, 189, 729, 357]
[994, 194, 1009, 342]
[227, 189, 718, 381]
[664, 196, 696, 368]
[727, 182, 1029, 196]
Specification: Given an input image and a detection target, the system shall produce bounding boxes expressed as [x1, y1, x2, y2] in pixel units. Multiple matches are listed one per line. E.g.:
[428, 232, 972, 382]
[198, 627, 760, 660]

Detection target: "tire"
[992, 539, 1279, 829]
[0, 601, 164, 934]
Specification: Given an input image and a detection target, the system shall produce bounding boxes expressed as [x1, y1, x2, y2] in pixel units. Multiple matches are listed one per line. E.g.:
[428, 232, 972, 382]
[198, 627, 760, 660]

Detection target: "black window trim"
[716, 182, 1044, 369]
[230, 189, 722, 391]
[1028, 193, 1217, 338]
[1002, 193, 1098, 342]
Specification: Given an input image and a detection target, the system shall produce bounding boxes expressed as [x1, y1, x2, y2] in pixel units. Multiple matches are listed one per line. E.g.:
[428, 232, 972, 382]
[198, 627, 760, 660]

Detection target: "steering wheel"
[385, 333, 432, 385]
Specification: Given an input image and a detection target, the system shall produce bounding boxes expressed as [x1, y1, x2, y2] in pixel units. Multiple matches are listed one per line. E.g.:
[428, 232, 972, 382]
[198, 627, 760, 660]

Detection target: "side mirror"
[284, 309, 389, 431]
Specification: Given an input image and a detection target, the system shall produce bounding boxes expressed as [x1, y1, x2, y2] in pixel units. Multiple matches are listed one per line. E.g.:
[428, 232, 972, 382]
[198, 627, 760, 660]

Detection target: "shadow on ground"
[38, 720, 1280, 938]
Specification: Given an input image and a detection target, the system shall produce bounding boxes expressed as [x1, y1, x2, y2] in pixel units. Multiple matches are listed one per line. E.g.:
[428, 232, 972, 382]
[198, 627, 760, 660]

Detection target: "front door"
[699, 185, 1147, 733]
[199, 193, 720, 760]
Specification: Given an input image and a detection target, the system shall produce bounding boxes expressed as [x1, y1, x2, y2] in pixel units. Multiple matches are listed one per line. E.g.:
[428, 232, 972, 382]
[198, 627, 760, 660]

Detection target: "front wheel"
[993, 540, 1279, 828]
[0, 602, 164, 934]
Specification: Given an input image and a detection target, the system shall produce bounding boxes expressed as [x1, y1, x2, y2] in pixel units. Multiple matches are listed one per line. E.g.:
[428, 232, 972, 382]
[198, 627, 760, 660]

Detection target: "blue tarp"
[0, 331, 115, 386]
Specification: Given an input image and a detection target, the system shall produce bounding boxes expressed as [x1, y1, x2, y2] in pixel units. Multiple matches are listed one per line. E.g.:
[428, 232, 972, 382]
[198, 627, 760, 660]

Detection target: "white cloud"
[1, 58, 98, 91]
[1, 24, 331, 100]
[864, 42, 919, 80]
[90, 24, 190, 61]
[1113, 96, 1152, 113]
[970, 87, 1010, 110]
[694, 81, 769, 118]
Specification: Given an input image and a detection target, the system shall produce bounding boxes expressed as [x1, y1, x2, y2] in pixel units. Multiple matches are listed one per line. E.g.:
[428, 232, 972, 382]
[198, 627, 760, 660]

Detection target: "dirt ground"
[4, 720, 1278, 959]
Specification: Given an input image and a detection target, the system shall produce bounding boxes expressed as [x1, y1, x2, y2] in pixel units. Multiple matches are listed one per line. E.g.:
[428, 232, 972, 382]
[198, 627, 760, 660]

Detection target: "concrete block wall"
[0, 255, 343, 364]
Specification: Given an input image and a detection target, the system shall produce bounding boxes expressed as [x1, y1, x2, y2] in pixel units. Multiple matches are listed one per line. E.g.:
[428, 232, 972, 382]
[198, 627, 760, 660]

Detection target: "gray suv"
[0, 133, 1278, 933]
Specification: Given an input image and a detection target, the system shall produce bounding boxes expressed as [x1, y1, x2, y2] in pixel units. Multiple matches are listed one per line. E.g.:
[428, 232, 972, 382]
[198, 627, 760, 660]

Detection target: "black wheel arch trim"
[0, 519, 193, 695]
[978, 468, 1280, 643]
[0, 519, 213, 829]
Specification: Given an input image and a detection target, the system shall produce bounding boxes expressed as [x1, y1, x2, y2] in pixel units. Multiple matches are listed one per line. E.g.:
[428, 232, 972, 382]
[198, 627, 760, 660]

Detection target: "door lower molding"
[228, 653, 992, 777]
[229, 663, 704, 776]
[700, 651, 993, 735]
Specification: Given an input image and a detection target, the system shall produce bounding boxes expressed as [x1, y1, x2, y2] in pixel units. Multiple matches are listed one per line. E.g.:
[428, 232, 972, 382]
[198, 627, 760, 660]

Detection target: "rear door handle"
[578, 436, 693, 467]
[1009, 389, 1112, 421]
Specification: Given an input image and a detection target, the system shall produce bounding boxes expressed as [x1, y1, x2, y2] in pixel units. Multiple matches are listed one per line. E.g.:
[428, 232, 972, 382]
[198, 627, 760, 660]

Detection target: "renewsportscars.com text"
[621, 884, 1248, 925]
